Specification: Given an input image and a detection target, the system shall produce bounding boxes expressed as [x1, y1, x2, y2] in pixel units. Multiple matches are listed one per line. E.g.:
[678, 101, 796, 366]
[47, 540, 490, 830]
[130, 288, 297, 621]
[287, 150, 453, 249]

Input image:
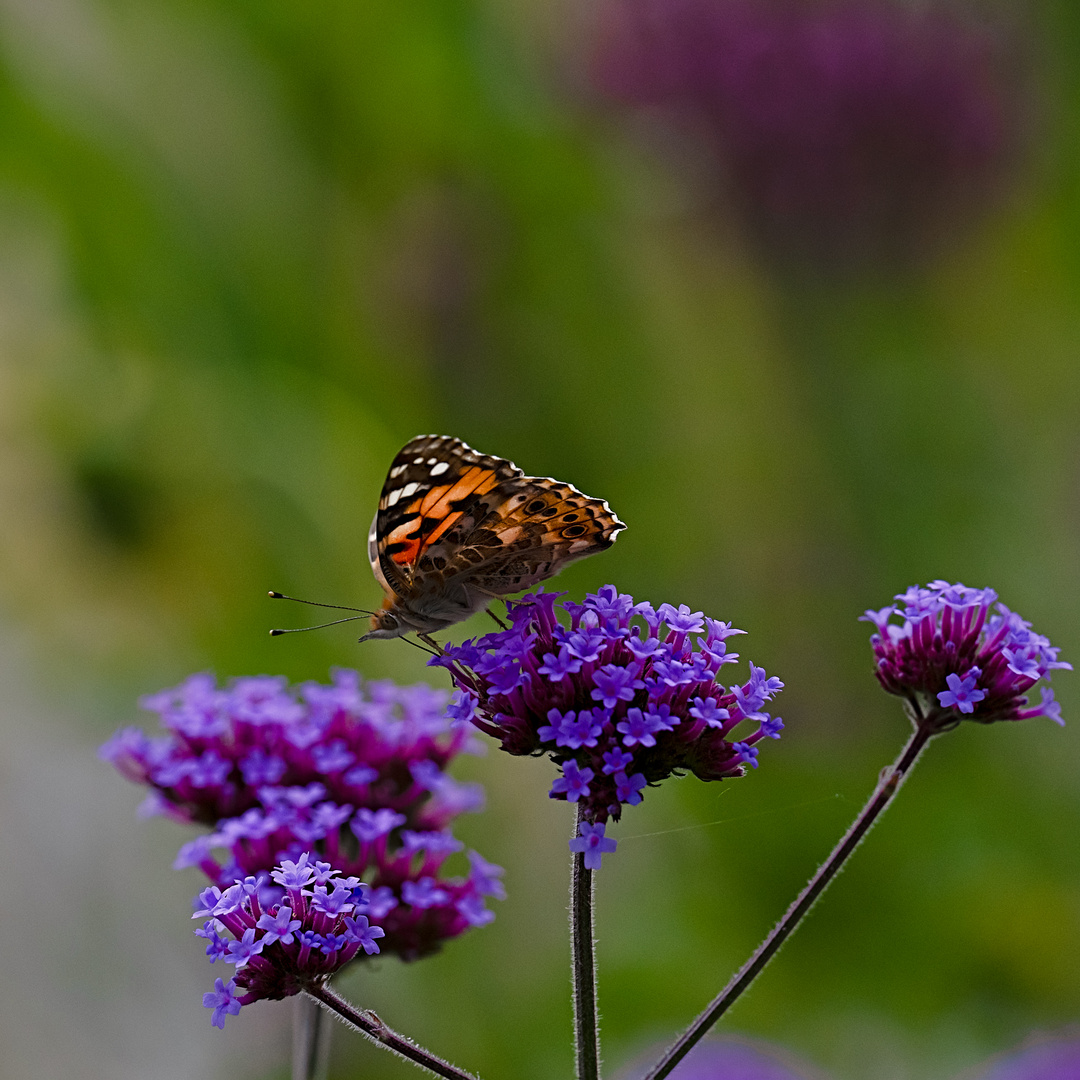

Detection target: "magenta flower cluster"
[862, 581, 1069, 729]
[198, 854, 385, 1027]
[433, 587, 783, 866]
[101, 669, 505, 1018]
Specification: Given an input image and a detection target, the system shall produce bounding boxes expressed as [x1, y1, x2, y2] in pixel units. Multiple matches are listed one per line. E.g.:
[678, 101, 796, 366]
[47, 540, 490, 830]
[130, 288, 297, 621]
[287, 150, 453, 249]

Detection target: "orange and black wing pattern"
[370, 435, 624, 601]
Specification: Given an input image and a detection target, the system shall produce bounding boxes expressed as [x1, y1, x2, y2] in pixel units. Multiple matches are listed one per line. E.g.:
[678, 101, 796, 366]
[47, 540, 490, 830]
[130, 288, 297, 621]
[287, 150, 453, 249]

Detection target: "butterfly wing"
[438, 478, 624, 595]
[367, 510, 393, 595]
[373, 435, 624, 602]
[373, 435, 524, 598]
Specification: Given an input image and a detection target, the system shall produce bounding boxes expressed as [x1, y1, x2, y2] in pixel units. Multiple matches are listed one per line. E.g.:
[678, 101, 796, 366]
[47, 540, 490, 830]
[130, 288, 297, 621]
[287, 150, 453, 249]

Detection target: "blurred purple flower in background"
[626, 1032, 1080, 1080]
[102, 670, 504, 965]
[974, 1034, 1080, 1080]
[624, 1036, 819, 1079]
[626, 1028, 1080, 1080]
[592, 0, 1025, 268]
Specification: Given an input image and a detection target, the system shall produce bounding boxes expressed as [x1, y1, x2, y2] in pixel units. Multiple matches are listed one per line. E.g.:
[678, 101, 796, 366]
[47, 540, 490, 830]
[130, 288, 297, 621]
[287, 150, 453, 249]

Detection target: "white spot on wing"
[387, 488, 402, 507]
[429, 461, 450, 477]
[400, 482, 420, 499]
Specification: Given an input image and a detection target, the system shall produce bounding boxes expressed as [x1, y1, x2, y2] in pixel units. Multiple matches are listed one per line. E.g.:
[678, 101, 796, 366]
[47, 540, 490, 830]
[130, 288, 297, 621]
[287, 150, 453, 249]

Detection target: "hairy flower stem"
[571, 803, 601, 1080]
[642, 718, 936, 1080]
[305, 984, 481, 1080]
[293, 995, 332, 1080]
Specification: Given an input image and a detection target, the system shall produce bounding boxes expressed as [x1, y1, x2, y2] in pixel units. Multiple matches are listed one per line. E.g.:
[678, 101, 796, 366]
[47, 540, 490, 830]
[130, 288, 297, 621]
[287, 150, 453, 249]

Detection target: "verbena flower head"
[592, 0, 1020, 269]
[434, 587, 784, 865]
[102, 670, 504, 960]
[862, 581, 1070, 731]
[197, 854, 385, 1026]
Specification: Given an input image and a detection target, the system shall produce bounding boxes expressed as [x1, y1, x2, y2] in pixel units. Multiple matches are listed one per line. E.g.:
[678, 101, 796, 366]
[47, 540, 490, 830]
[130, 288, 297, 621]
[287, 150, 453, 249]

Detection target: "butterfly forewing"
[374, 436, 522, 592]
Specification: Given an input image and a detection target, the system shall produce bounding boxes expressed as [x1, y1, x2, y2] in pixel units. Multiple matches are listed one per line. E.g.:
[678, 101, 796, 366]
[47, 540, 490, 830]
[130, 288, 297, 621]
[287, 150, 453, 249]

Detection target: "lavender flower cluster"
[198, 854, 385, 1027]
[434, 587, 783, 864]
[101, 670, 505, 1021]
[862, 581, 1070, 729]
[103, 671, 479, 828]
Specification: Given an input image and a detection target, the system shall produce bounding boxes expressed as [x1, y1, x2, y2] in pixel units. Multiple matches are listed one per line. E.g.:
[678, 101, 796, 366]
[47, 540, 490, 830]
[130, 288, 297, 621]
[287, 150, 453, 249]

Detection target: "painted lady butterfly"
[361, 435, 625, 643]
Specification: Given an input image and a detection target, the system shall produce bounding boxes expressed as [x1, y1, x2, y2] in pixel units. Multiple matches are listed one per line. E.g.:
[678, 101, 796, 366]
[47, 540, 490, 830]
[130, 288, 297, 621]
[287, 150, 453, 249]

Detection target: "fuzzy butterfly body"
[363, 435, 625, 641]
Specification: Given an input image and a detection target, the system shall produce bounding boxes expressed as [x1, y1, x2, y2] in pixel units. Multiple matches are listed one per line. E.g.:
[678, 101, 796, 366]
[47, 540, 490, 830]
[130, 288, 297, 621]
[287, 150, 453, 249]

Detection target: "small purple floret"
[256, 906, 301, 945]
[344, 914, 385, 955]
[569, 822, 618, 870]
[614, 771, 647, 805]
[551, 760, 595, 802]
[937, 670, 987, 714]
[467, 851, 507, 900]
[203, 978, 243, 1029]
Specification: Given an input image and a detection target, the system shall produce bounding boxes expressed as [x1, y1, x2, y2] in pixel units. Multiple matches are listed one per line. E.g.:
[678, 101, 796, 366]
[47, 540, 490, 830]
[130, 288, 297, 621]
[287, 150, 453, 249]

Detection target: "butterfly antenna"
[485, 606, 509, 630]
[270, 615, 371, 636]
[268, 591, 376, 617]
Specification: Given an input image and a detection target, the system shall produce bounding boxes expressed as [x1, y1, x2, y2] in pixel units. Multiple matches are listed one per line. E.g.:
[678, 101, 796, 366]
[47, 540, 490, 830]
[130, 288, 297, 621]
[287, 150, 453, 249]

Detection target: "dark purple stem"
[305, 983, 480, 1080]
[641, 719, 937, 1080]
[571, 802, 601, 1080]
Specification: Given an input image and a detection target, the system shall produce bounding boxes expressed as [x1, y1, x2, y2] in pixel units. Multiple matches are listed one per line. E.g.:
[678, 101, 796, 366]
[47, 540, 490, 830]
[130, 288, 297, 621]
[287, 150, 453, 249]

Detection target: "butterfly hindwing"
[441, 479, 623, 594]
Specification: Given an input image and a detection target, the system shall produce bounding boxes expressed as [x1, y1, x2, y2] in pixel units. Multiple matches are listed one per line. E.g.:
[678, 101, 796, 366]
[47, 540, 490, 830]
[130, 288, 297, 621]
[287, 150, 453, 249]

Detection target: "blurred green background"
[0, 0, 1077, 1078]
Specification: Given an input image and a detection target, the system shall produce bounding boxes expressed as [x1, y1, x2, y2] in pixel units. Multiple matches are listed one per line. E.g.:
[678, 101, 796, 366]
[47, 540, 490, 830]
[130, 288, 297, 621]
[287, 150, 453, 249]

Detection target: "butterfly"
[361, 435, 625, 643]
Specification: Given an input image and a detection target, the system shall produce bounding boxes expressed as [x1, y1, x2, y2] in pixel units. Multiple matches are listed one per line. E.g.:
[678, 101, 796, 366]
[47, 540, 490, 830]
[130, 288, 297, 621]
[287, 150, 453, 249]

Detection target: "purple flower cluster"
[591, 0, 1020, 268]
[632, 1033, 1080, 1080]
[197, 854, 384, 1027]
[862, 582, 1069, 730]
[434, 587, 784, 865]
[101, 670, 505, 970]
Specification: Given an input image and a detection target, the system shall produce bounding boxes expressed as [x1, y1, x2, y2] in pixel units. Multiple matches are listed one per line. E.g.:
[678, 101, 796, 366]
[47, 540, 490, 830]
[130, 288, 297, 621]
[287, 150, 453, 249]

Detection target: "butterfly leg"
[418, 633, 445, 656]
[465, 585, 509, 630]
